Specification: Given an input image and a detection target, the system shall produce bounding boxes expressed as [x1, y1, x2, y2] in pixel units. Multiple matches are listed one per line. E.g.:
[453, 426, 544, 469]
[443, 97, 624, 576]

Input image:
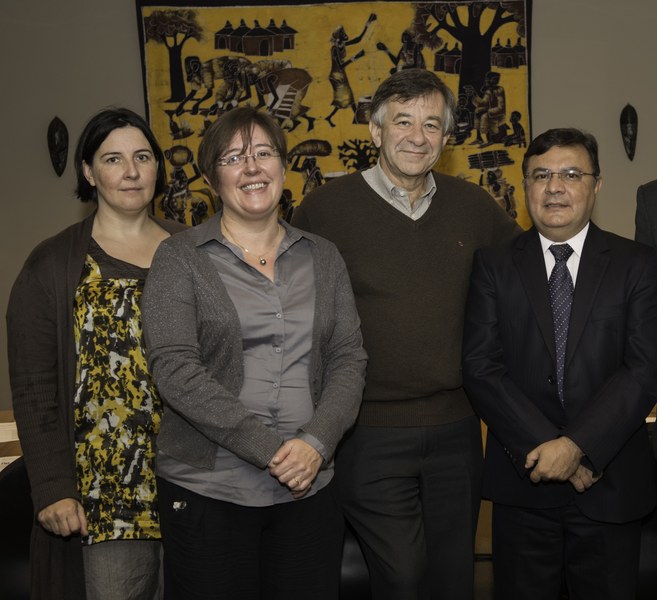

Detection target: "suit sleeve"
[635, 185, 655, 246]
[462, 249, 560, 476]
[564, 249, 657, 472]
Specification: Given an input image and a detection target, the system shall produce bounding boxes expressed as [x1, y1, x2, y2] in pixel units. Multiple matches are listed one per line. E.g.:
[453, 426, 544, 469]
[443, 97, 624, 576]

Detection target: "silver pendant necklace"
[222, 220, 281, 266]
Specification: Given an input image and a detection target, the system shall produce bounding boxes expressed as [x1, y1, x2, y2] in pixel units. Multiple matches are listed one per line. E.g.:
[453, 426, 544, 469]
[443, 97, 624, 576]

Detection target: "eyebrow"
[99, 148, 154, 158]
[391, 111, 443, 124]
[223, 142, 275, 155]
[530, 166, 585, 172]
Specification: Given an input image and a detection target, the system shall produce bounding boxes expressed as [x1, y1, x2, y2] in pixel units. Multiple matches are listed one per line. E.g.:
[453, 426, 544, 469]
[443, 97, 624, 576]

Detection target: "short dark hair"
[522, 128, 600, 178]
[74, 107, 166, 203]
[198, 106, 288, 190]
[369, 69, 456, 134]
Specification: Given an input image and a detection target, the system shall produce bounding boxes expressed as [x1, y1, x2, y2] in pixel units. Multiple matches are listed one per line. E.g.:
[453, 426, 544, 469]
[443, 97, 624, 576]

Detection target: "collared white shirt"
[538, 222, 590, 286]
[361, 161, 436, 220]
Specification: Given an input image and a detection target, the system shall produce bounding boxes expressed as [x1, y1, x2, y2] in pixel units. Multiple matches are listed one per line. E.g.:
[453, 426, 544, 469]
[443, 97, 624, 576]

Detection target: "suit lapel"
[566, 223, 610, 366]
[513, 229, 556, 364]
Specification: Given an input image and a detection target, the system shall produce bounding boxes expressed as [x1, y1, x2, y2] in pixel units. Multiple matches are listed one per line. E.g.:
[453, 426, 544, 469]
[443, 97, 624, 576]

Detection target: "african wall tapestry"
[137, 1, 532, 228]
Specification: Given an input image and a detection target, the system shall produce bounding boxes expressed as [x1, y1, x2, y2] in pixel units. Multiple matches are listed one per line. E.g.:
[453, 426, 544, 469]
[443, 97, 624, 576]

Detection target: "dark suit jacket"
[636, 179, 657, 247]
[462, 223, 657, 523]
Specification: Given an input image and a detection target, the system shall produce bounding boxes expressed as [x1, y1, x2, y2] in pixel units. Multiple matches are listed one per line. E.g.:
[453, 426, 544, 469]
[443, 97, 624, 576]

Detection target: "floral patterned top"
[73, 240, 161, 545]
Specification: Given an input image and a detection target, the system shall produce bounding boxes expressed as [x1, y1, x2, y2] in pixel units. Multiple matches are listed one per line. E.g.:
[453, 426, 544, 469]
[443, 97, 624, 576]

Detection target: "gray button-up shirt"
[158, 221, 331, 506]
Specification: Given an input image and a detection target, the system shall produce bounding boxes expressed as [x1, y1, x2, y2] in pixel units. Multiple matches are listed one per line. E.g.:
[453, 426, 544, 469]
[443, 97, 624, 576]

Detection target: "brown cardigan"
[6, 212, 185, 600]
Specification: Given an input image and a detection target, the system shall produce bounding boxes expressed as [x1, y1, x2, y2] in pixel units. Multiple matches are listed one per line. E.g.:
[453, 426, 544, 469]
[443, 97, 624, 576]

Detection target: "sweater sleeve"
[290, 200, 313, 232]
[481, 183, 524, 242]
[299, 242, 367, 460]
[7, 248, 80, 512]
[142, 238, 284, 469]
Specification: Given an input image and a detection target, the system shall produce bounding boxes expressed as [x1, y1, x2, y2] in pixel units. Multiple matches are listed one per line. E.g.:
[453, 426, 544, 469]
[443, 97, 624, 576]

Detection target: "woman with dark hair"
[7, 107, 185, 600]
[141, 105, 367, 600]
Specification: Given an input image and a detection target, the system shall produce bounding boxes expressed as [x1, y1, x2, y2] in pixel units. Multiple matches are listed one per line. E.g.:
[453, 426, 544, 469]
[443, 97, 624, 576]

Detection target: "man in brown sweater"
[291, 69, 520, 599]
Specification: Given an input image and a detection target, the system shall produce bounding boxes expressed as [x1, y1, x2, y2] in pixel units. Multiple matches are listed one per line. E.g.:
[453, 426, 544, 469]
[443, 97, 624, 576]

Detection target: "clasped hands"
[525, 436, 602, 493]
[268, 438, 323, 499]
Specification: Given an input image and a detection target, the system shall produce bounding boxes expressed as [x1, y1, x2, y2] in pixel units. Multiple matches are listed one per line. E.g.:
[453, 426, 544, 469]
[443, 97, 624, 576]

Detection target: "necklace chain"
[222, 220, 281, 266]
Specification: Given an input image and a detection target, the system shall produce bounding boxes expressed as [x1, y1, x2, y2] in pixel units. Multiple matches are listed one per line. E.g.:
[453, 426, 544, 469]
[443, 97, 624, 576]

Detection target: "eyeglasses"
[525, 168, 598, 184]
[216, 149, 281, 168]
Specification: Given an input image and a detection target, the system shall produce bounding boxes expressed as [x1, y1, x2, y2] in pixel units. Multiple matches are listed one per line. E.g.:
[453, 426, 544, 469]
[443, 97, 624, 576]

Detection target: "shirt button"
[274, 347, 282, 353]
[275, 312, 282, 319]
[547, 375, 556, 385]
[273, 382, 279, 389]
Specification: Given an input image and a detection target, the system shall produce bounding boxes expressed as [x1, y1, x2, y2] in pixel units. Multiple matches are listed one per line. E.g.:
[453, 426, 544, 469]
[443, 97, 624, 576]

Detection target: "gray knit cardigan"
[142, 216, 367, 471]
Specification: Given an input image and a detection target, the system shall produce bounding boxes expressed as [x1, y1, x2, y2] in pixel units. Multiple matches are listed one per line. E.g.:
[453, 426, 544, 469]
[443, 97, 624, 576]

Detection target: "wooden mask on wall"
[620, 104, 637, 161]
[47, 116, 69, 176]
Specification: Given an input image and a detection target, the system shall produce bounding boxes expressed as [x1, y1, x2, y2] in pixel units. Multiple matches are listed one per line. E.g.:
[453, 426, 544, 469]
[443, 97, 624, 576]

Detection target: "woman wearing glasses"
[142, 106, 367, 600]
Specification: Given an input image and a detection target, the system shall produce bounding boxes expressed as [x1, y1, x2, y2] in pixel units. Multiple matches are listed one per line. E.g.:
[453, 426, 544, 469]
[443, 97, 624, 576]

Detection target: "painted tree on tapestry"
[410, 1, 529, 221]
[137, 1, 532, 228]
[144, 10, 203, 102]
[414, 2, 527, 96]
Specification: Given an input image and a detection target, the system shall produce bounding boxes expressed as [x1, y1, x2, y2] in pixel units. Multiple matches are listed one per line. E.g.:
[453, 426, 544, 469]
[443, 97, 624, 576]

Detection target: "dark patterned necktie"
[548, 244, 574, 403]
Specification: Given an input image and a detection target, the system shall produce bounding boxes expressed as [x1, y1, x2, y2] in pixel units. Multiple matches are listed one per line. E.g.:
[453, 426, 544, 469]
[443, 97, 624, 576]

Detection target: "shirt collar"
[538, 222, 590, 258]
[364, 161, 436, 203]
[194, 211, 311, 248]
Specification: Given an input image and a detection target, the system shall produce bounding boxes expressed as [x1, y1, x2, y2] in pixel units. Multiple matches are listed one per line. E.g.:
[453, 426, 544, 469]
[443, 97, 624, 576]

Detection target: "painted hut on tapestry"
[434, 43, 462, 74]
[491, 38, 526, 68]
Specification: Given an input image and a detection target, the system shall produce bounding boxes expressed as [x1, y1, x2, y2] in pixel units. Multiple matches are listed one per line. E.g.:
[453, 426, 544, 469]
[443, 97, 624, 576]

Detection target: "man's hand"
[568, 464, 602, 493]
[268, 438, 323, 499]
[525, 437, 584, 483]
[38, 498, 88, 537]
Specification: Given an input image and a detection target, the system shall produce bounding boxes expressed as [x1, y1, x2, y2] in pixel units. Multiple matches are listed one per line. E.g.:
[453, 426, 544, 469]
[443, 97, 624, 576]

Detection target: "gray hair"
[369, 69, 455, 135]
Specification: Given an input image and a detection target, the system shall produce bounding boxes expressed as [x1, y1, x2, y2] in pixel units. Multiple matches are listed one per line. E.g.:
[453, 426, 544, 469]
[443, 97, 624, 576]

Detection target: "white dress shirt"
[538, 222, 590, 286]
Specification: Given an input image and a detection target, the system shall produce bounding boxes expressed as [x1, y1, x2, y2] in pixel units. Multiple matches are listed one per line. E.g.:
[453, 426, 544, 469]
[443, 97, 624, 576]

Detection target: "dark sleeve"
[491, 198, 524, 242]
[462, 249, 560, 476]
[635, 185, 654, 246]
[290, 179, 340, 236]
[7, 250, 80, 511]
[290, 197, 315, 232]
[564, 249, 657, 472]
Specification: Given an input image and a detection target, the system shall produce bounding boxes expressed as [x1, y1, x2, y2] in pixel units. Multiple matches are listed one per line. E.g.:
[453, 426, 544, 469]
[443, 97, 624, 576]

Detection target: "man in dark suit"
[636, 178, 657, 247]
[463, 128, 657, 600]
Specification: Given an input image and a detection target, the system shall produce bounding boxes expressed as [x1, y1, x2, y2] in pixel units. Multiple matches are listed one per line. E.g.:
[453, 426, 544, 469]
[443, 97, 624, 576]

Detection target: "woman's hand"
[268, 438, 323, 499]
[38, 498, 88, 537]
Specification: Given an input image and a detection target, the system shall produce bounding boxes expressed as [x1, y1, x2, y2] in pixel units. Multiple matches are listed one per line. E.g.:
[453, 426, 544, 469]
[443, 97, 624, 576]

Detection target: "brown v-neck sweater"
[292, 170, 521, 426]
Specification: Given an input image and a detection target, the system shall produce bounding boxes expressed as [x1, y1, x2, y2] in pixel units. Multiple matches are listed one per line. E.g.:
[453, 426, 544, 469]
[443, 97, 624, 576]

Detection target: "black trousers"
[334, 417, 483, 600]
[493, 502, 642, 600]
[157, 477, 343, 600]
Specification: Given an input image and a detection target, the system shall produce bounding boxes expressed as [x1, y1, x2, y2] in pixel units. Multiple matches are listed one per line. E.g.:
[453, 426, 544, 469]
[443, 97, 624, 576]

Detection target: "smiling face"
[369, 92, 450, 191]
[210, 125, 285, 223]
[524, 144, 602, 242]
[82, 126, 158, 215]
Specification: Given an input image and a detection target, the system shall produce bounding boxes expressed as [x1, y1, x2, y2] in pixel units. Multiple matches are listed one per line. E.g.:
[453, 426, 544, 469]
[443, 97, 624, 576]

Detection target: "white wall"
[530, 0, 657, 235]
[1, 0, 656, 410]
[1, 0, 145, 409]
